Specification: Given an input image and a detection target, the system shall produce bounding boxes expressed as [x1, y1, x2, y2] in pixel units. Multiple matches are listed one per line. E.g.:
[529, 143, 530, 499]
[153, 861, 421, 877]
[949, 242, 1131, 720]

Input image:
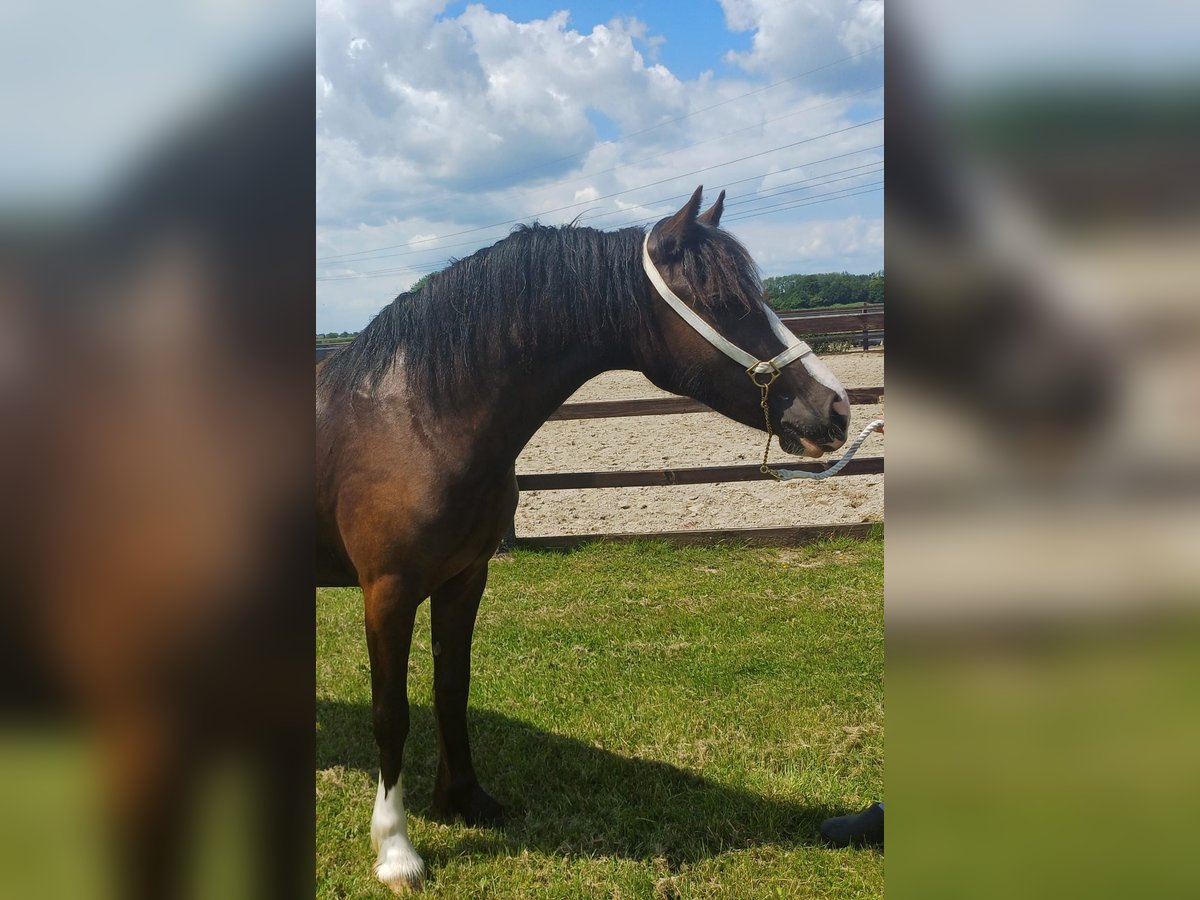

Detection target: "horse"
[315, 186, 852, 892]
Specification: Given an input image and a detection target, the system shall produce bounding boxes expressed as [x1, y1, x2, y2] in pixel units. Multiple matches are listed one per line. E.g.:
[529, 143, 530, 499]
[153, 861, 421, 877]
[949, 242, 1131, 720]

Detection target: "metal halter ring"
[747, 363, 780, 388]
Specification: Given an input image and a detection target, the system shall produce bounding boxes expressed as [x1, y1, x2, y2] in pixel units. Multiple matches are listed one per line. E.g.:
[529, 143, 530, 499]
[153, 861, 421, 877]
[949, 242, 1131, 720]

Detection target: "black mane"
[318, 221, 760, 400]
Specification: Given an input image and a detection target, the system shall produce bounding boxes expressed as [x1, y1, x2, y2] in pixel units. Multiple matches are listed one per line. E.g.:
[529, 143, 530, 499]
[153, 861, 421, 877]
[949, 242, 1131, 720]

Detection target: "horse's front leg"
[364, 574, 424, 893]
[430, 562, 505, 826]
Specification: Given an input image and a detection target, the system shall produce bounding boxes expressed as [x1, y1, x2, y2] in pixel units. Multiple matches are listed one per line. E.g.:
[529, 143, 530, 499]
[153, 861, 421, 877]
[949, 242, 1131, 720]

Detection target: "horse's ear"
[655, 185, 705, 259]
[697, 190, 725, 228]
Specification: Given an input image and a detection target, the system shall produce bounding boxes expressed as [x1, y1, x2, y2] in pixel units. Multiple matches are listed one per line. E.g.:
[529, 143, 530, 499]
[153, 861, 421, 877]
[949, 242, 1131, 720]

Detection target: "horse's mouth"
[779, 430, 826, 458]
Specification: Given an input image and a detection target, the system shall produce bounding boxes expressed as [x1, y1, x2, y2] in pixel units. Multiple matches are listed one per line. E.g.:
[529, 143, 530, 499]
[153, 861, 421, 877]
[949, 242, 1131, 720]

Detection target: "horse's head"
[638, 186, 851, 458]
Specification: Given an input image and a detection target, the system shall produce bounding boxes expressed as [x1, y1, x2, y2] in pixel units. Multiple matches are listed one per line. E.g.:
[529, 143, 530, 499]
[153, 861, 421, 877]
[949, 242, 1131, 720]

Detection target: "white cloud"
[317, 5, 687, 214]
[719, 0, 883, 77]
[841, 1, 886, 55]
[316, 1, 884, 332]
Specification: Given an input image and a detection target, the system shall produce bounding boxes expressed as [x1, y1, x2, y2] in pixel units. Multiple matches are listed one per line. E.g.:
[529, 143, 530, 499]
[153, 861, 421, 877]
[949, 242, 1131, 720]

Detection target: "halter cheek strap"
[641, 232, 812, 378]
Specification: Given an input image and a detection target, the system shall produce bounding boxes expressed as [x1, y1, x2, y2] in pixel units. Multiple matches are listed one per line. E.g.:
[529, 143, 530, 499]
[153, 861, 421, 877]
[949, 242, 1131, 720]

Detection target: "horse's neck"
[421, 321, 636, 478]
[460, 349, 620, 469]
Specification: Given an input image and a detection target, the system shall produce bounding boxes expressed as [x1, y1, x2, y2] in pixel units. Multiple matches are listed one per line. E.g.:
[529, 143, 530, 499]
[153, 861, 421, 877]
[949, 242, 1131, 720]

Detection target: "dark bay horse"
[315, 186, 851, 891]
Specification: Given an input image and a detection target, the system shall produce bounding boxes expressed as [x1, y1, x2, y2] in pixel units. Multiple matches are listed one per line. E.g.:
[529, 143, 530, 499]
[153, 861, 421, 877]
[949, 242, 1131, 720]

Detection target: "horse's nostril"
[828, 395, 850, 443]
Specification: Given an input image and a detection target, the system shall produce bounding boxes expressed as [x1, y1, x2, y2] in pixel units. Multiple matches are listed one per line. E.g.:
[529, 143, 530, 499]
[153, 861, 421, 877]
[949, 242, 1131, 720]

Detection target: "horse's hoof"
[462, 788, 506, 827]
[434, 782, 506, 827]
[375, 845, 426, 893]
[375, 835, 426, 893]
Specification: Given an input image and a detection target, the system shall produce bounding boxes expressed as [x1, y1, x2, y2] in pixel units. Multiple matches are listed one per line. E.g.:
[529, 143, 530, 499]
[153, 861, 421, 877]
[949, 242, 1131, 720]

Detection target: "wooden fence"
[511, 390, 883, 550]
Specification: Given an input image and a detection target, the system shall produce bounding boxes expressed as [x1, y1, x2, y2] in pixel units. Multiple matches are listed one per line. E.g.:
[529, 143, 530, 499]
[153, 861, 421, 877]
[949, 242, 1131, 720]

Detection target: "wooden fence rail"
[517, 456, 883, 491]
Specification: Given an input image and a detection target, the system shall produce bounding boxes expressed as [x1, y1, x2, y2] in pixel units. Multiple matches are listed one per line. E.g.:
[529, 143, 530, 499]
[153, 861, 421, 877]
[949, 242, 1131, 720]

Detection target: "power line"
[574, 143, 882, 215]
[318, 174, 885, 282]
[720, 176, 883, 218]
[723, 184, 884, 223]
[462, 84, 882, 203]
[318, 151, 883, 269]
[576, 168, 884, 233]
[724, 161, 881, 205]
[317, 180, 884, 283]
[316, 161, 884, 279]
[593, 162, 884, 224]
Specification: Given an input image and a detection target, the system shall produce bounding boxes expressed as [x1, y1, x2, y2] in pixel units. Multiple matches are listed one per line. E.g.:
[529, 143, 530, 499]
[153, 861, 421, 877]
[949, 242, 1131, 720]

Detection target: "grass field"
[317, 539, 883, 898]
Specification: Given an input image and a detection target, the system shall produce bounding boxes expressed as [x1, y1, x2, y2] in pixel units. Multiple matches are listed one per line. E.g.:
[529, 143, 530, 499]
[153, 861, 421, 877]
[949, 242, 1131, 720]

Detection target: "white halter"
[641, 232, 812, 378]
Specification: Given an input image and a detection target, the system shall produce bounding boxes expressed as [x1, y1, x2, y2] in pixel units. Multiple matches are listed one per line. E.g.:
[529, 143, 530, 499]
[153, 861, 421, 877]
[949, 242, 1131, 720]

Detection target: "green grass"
[317, 539, 883, 898]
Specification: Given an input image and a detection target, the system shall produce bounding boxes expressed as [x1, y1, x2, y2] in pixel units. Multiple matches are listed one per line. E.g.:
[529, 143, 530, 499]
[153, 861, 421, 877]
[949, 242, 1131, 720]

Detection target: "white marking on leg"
[371, 774, 425, 892]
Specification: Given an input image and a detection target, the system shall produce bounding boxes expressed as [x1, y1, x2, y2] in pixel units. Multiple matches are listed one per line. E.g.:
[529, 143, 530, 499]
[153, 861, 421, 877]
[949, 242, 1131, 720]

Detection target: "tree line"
[763, 271, 883, 311]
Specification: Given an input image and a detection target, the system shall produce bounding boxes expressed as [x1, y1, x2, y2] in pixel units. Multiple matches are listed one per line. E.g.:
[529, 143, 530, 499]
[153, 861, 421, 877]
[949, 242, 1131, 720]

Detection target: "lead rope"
[753, 367, 884, 482]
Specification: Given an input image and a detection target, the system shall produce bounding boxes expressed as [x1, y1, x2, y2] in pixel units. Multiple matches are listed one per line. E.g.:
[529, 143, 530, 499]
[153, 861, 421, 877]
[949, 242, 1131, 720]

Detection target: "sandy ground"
[515, 352, 884, 536]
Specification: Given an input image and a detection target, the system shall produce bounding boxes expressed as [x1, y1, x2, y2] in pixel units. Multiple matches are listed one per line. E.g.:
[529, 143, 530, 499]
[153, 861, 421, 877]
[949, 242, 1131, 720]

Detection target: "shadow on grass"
[318, 699, 847, 868]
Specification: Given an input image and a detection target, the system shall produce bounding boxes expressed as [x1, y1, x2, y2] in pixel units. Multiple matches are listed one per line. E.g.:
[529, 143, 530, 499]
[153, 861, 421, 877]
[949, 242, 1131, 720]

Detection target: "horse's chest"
[394, 472, 514, 578]
[433, 472, 517, 541]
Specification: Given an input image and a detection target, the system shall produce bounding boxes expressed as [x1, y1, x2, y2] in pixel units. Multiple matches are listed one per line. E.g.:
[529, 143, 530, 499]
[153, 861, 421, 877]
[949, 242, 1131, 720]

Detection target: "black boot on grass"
[820, 802, 883, 848]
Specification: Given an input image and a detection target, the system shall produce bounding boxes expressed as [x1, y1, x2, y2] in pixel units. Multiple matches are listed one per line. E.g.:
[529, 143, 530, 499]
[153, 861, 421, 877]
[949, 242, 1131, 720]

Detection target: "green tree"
[762, 272, 883, 311]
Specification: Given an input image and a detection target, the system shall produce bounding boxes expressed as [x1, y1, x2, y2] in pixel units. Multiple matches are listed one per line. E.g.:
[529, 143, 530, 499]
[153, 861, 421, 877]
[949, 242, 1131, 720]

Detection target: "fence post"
[861, 305, 869, 351]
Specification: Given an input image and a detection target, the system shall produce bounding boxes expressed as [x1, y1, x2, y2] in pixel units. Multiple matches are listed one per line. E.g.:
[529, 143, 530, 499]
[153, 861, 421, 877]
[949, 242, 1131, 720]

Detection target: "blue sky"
[316, 0, 884, 333]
